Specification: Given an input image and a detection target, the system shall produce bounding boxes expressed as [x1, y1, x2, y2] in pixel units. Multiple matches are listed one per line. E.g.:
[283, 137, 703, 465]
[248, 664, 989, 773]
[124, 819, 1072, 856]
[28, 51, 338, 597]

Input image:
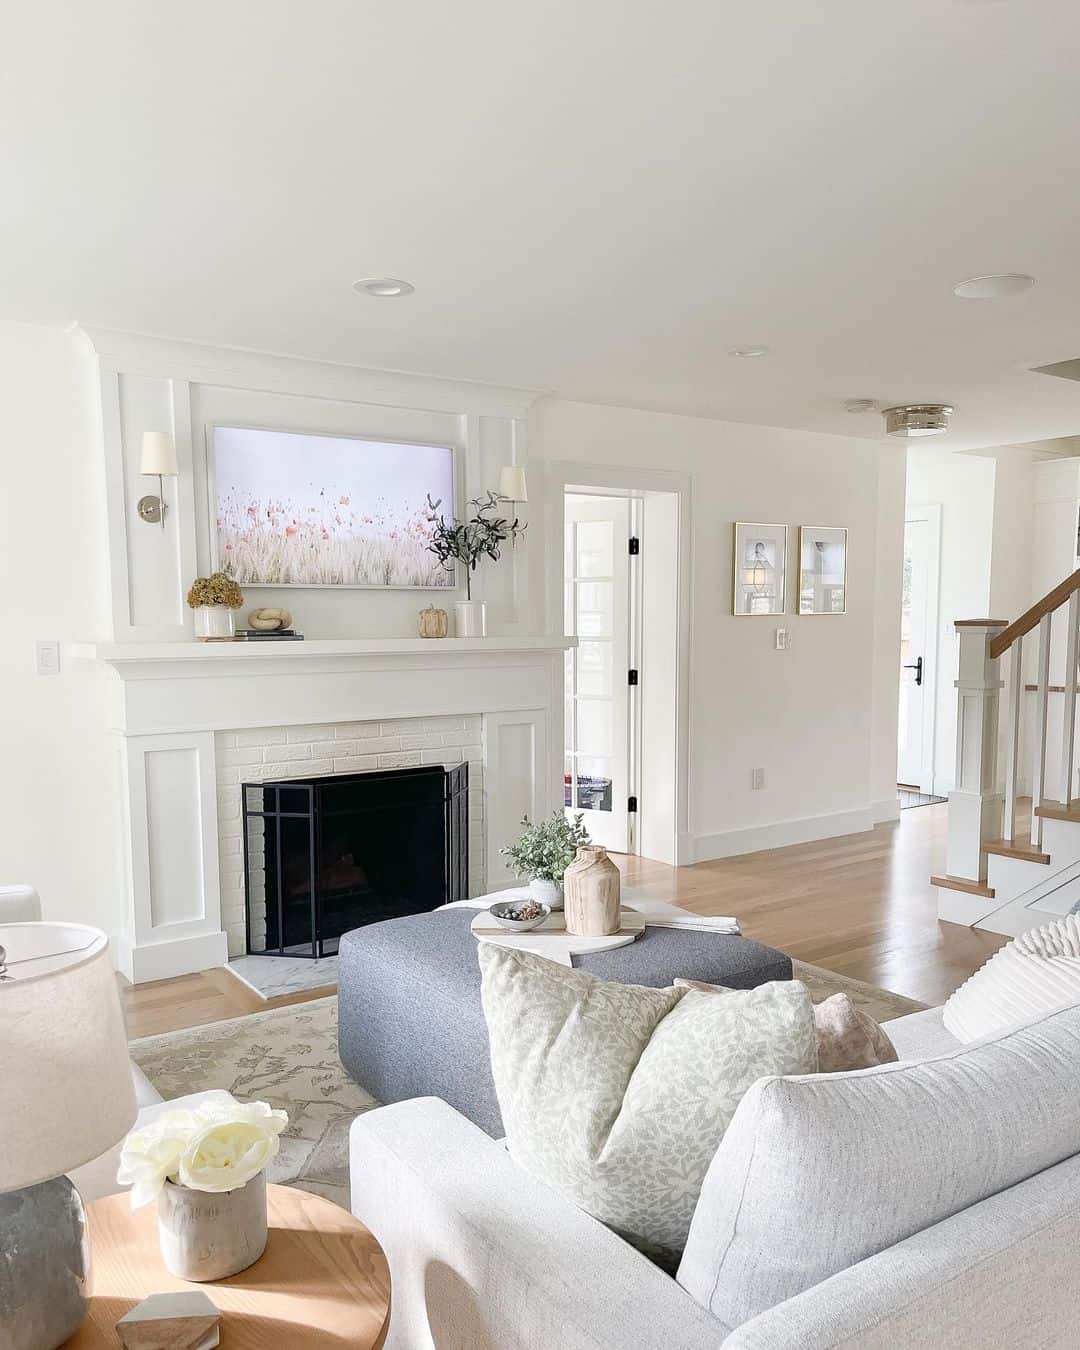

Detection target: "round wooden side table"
[66, 1183, 390, 1349]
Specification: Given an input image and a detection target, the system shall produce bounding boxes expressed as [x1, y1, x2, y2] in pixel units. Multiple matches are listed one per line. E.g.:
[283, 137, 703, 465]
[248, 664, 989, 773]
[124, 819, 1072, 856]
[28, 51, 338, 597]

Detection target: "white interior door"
[897, 506, 940, 792]
[564, 494, 632, 852]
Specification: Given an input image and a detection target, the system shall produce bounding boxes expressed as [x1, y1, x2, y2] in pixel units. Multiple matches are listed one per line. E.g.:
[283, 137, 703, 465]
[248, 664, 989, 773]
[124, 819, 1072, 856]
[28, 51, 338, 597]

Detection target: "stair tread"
[983, 839, 1051, 864]
[931, 874, 995, 899]
[1034, 800, 1080, 823]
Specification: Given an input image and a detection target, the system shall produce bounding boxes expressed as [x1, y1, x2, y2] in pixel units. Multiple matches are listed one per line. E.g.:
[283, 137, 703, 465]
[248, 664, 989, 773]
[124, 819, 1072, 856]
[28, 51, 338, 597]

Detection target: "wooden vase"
[563, 845, 621, 936]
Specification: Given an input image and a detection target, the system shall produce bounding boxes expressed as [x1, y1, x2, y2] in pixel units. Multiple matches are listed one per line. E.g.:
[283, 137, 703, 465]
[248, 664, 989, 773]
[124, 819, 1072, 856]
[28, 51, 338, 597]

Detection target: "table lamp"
[0, 922, 137, 1349]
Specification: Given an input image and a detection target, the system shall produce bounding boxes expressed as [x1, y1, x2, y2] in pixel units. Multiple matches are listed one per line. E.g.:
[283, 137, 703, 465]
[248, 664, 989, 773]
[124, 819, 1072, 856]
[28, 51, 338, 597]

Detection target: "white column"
[945, 621, 1007, 881]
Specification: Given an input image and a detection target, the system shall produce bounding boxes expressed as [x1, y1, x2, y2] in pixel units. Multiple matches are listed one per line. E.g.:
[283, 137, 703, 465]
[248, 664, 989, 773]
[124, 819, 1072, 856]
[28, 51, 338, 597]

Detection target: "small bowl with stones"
[488, 899, 551, 931]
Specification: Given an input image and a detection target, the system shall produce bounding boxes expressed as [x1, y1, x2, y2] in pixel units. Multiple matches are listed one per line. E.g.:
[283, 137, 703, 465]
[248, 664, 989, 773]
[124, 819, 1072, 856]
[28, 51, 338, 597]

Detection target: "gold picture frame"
[798, 525, 847, 615]
[732, 522, 787, 616]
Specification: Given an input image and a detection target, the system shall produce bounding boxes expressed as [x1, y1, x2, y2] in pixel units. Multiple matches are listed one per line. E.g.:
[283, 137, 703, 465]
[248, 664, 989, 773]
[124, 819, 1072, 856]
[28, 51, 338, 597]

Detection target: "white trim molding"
[76, 638, 572, 980]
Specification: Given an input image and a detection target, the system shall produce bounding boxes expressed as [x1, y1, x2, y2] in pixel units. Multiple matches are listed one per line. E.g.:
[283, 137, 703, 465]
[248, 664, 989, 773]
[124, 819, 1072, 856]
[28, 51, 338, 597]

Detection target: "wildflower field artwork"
[212, 426, 456, 587]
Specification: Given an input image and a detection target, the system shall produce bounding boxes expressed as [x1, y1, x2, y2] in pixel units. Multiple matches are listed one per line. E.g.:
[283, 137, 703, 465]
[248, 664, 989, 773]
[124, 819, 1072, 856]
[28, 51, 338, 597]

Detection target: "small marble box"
[116, 1291, 221, 1350]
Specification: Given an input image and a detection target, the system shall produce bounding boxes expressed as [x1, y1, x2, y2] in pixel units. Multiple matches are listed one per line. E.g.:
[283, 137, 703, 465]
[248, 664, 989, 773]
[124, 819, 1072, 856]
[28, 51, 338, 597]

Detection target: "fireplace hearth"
[242, 764, 468, 959]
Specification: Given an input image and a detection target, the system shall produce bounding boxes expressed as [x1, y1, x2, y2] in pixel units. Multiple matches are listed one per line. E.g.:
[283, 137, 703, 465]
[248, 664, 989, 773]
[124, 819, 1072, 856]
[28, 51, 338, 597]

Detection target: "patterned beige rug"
[129, 965, 926, 1205]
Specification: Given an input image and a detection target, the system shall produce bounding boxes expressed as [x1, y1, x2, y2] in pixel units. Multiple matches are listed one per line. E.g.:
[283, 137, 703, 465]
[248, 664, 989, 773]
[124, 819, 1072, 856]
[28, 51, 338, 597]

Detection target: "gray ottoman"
[338, 908, 792, 1137]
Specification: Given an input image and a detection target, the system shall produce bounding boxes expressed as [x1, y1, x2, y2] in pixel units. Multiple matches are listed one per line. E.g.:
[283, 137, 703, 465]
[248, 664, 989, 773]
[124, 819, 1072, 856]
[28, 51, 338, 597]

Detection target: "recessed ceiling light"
[952, 273, 1035, 300]
[352, 277, 415, 298]
[729, 345, 769, 358]
[883, 404, 954, 438]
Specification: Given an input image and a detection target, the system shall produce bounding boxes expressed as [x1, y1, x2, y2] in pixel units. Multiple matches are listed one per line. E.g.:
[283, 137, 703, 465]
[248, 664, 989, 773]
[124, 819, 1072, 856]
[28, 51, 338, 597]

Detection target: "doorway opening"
[897, 503, 942, 800]
[559, 476, 685, 864]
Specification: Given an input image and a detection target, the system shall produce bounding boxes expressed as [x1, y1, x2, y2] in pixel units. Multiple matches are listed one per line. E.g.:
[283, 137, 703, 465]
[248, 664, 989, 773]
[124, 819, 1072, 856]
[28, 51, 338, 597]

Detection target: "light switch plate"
[34, 640, 61, 675]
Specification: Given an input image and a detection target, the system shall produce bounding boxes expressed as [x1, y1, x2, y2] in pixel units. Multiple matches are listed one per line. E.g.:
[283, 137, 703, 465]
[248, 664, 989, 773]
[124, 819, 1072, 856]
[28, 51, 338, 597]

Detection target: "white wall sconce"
[138, 431, 178, 528]
[499, 465, 528, 504]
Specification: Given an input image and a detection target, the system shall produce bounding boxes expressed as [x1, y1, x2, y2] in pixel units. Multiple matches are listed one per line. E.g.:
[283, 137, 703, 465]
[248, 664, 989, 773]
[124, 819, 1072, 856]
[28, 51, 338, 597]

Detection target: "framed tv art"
[209, 425, 457, 589]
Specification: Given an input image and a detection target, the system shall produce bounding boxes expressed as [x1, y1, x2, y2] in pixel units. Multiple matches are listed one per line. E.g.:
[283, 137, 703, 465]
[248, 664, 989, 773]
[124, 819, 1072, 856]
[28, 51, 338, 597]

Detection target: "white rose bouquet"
[117, 1095, 288, 1209]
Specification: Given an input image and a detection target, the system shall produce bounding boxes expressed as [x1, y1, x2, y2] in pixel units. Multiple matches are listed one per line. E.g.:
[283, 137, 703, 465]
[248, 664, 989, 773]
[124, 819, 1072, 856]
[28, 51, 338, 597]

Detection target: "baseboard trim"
[693, 806, 875, 863]
[873, 797, 901, 824]
[117, 929, 230, 984]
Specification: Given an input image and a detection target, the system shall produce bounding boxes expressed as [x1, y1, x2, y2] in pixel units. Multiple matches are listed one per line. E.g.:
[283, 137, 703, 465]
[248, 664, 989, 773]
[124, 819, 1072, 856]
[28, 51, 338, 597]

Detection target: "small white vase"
[454, 600, 487, 638]
[157, 1172, 268, 1282]
[193, 605, 236, 641]
[530, 877, 564, 910]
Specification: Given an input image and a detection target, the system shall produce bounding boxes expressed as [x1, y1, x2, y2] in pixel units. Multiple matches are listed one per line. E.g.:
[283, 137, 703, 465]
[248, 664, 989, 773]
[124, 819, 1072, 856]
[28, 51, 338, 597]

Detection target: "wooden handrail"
[990, 567, 1080, 660]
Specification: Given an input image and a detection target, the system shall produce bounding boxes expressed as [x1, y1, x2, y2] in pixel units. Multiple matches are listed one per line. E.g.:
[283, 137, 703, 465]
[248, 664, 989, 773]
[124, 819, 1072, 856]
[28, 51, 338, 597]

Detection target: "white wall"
[905, 448, 996, 791]
[533, 399, 906, 858]
[0, 322, 120, 930]
[1, 323, 910, 937]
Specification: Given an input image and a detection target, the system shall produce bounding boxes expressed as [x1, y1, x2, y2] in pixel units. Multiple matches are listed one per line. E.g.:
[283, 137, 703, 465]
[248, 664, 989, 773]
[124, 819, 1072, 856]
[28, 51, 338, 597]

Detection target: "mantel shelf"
[71, 635, 575, 670]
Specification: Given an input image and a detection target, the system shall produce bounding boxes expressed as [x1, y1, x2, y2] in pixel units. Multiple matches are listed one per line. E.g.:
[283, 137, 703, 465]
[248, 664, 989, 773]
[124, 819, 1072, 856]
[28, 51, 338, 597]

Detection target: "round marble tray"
[470, 908, 646, 966]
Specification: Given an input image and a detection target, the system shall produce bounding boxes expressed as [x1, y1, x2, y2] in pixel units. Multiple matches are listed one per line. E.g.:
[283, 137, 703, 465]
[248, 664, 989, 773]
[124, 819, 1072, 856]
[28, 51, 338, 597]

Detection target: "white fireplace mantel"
[73, 636, 573, 982]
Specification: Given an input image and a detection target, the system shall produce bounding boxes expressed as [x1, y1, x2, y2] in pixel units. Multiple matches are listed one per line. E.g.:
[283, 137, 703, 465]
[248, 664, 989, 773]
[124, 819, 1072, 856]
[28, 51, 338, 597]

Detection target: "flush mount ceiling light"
[729, 345, 769, 358]
[953, 273, 1035, 300]
[883, 404, 954, 438]
[352, 277, 415, 297]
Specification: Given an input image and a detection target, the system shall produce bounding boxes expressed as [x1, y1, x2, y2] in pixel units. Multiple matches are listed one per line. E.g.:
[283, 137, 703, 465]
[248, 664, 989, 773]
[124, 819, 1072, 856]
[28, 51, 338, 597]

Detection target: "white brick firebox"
[72, 637, 571, 982]
[217, 715, 485, 956]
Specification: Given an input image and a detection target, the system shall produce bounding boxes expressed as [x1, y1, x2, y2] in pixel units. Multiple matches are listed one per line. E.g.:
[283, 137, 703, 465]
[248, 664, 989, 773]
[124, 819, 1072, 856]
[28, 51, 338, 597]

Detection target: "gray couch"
[350, 1002, 1080, 1349]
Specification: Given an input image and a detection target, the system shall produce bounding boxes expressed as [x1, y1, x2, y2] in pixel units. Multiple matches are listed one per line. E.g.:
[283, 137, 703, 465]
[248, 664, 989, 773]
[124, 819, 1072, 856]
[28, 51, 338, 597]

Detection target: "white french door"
[897, 505, 941, 792]
[564, 494, 635, 853]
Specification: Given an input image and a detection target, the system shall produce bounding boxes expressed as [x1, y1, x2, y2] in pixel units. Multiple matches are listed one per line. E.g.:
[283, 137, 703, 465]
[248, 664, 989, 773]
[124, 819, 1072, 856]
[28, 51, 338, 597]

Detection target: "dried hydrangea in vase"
[117, 1094, 288, 1281]
[186, 572, 244, 642]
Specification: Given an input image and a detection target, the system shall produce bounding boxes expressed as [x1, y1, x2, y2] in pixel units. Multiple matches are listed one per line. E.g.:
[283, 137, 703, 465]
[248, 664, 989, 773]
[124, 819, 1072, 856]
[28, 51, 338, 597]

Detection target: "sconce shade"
[140, 431, 178, 477]
[0, 923, 137, 1192]
[499, 466, 528, 503]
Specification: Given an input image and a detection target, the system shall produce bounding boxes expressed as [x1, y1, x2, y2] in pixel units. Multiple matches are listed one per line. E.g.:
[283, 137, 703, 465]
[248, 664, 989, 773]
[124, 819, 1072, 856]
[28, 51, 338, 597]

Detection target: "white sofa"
[349, 1003, 1080, 1349]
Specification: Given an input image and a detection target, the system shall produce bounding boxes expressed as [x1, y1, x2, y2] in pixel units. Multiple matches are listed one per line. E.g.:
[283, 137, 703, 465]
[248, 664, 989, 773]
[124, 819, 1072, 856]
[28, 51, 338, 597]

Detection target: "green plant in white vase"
[500, 811, 590, 910]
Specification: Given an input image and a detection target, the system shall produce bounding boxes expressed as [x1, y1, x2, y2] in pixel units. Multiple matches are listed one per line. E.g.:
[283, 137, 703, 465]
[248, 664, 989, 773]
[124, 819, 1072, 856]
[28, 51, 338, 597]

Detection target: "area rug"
[129, 964, 926, 1205]
[130, 997, 370, 1209]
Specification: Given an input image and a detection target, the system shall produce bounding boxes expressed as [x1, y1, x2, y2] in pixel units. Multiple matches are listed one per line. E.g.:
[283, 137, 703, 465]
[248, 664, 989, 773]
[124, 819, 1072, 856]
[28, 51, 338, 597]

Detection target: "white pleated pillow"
[942, 915, 1080, 1042]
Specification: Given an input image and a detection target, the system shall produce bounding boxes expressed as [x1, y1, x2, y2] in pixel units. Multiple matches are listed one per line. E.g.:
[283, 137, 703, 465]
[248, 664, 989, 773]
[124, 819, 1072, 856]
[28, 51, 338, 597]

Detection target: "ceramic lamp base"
[0, 1176, 90, 1350]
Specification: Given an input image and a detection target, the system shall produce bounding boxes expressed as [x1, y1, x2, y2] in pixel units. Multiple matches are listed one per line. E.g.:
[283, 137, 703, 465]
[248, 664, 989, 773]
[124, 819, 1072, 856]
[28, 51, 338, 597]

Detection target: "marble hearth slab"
[227, 953, 339, 1000]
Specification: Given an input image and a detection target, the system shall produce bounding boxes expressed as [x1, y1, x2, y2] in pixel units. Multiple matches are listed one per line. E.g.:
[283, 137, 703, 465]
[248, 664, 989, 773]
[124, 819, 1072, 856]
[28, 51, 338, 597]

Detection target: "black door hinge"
[628, 536, 640, 556]
[628, 795, 638, 813]
[628, 669, 639, 686]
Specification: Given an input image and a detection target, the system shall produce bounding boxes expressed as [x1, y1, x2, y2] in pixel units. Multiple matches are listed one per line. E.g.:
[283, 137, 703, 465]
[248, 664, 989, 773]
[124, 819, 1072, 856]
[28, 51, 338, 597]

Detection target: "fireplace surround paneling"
[74, 638, 570, 981]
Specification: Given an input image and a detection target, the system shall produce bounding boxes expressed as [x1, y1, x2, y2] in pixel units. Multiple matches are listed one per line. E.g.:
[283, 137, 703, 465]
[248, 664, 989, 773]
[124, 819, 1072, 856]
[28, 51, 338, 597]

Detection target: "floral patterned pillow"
[675, 980, 897, 1072]
[479, 944, 817, 1268]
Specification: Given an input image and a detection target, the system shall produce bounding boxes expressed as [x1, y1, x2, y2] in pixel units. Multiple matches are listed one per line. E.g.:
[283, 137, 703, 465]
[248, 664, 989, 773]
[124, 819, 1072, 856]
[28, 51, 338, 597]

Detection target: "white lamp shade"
[140, 431, 178, 477]
[499, 465, 528, 502]
[0, 923, 137, 1192]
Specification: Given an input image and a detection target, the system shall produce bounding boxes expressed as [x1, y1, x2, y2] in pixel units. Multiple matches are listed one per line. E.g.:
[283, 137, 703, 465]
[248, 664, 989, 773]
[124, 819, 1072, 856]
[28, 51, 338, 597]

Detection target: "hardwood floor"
[121, 799, 1006, 1037]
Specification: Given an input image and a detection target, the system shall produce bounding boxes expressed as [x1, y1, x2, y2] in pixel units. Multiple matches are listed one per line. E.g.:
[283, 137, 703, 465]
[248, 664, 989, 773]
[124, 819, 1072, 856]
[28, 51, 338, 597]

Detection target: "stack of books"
[238, 628, 305, 642]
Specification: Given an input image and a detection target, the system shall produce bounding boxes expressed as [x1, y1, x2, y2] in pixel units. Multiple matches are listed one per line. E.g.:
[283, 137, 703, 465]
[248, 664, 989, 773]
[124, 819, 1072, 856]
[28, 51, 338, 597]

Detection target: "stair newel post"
[946, 620, 1008, 882]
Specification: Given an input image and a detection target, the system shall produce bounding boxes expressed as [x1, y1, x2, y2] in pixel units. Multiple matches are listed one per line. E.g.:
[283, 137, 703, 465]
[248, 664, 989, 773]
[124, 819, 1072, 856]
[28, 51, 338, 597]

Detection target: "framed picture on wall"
[732, 522, 787, 615]
[798, 525, 847, 614]
[209, 425, 456, 588]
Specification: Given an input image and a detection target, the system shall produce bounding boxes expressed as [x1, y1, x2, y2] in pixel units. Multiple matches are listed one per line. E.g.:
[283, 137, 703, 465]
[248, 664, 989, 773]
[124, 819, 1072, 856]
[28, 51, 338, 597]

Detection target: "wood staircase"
[935, 567, 1080, 937]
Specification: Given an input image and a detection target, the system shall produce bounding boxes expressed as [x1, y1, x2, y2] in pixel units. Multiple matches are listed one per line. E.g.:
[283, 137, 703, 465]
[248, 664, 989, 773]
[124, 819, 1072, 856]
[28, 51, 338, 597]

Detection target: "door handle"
[903, 656, 924, 687]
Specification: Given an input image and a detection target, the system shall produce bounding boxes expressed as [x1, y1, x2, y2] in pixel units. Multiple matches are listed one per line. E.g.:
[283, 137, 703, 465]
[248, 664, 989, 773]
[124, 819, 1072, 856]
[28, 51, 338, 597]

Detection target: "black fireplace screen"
[242, 764, 468, 959]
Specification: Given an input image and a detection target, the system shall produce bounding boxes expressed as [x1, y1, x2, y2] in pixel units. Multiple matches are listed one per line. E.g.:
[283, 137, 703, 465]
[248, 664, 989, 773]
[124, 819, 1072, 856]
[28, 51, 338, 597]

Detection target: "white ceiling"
[6, 0, 1080, 449]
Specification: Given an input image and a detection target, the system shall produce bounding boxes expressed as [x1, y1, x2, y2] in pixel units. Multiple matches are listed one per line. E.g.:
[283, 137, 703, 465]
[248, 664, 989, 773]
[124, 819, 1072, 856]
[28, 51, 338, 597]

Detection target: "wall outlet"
[34, 640, 61, 675]
[751, 767, 765, 790]
[775, 628, 790, 650]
